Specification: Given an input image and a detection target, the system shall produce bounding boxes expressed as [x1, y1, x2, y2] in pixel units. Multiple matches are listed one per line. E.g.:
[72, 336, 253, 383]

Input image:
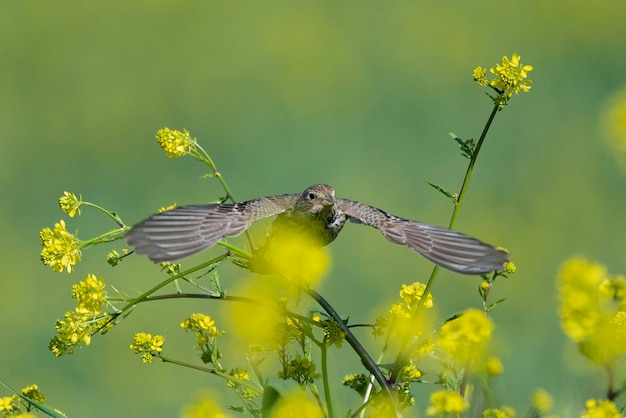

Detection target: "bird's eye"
[308, 192, 316, 200]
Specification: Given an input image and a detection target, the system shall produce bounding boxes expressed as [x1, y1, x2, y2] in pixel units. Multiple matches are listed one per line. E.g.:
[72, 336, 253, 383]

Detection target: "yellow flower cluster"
[49, 274, 110, 357]
[473, 53, 533, 98]
[531, 388, 554, 414]
[436, 309, 494, 364]
[558, 258, 626, 365]
[390, 282, 434, 319]
[71, 274, 107, 314]
[581, 399, 620, 418]
[322, 318, 346, 348]
[40, 219, 82, 273]
[426, 390, 469, 417]
[0, 384, 61, 417]
[129, 332, 165, 364]
[58, 191, 82, 217]
[481, 407, 516, 418]
[278, 354, 320, 385]
[181, 313, 224, 365]
[156, 128, 196, 158]
[270, 391, 323, 418]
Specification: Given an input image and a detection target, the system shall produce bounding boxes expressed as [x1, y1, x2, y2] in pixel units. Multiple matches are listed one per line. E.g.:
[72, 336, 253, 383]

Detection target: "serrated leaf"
[486, 298, 507, 313]
[448, 131, 474, 159]
[426, 181, 457, 202]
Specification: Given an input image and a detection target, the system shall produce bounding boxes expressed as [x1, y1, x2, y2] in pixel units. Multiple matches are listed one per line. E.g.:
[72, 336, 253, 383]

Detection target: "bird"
[124, 184, 509, 275]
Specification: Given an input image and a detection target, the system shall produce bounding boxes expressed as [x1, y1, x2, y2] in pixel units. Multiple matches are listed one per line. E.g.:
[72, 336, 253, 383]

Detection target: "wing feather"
[337, 198, 508, 275]
[125, 194, 298, 262]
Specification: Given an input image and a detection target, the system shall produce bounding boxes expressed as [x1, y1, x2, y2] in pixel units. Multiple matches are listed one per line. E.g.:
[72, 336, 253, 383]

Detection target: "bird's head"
[296, 184, 336, 215]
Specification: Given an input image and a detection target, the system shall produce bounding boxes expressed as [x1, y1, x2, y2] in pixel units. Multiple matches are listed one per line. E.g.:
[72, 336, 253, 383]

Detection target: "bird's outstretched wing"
[124, 194, 299, 262]
[337, 198, 508, 275]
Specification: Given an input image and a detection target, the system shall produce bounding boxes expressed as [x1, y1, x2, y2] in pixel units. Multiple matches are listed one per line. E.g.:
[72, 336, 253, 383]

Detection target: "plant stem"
[304, 288, 402, 418]
[389, 103, 500, 384]
[320, 342, 334, 418]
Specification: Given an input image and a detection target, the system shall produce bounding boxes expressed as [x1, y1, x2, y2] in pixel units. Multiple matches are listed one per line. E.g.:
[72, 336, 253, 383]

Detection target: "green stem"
[320, 342, 334, 418]
[159, 355, 263, 394]
[82, 201, 125, 228]
[304, 288, 402, 418]
[97, 254, 230, 331]
[448, 104, 499, 230]
[389, 103, 500, 384]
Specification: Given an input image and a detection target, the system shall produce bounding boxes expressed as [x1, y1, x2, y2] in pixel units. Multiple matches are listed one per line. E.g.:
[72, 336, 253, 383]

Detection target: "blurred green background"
[2, 1, 626, 416]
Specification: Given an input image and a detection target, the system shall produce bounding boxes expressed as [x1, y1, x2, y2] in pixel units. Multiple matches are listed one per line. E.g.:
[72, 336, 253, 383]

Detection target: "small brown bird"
[125, 184, 508, 275]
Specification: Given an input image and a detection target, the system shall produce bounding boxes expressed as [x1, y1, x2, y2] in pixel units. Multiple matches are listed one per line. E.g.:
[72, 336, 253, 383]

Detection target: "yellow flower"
[399, 282, 434, 309]
[503, 262, 516, 273]
[181, 391, 233, 418]
[437, 309, 494, 364]
[322, 319, 346, 348]
[156, 128, 196, 158]
[426, 390, 469, 417]
[0, 396, 16, 412]
[71, 274, 106, 314]
[486, 356, 503, 376]
[260, 229, 330, 287]
[40, 220, 82, 273]
[181, 313, 220, 334]
[402, 363, 422, 381]
[269, 391, 323, 418]
[490, 53, 533, 97]
[473, 66, 489, 86]
[21, 384, 45, 404]
[602, 85, 626, 170]
[482, 407, 516, 418]
[531, 388, 553, 414]
[581, 399, 619, 418]
[58, 191, 82, 217]
[130, 333, 165, 363]
[558, 258, 626, 365]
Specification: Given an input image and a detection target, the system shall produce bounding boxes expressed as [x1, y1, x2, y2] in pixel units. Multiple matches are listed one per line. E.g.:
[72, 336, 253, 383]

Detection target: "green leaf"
[448, 131, 474, 159]
[261, 385, 282, 417]
[486, 298, 507, 313]
[426, 181, 457, 203]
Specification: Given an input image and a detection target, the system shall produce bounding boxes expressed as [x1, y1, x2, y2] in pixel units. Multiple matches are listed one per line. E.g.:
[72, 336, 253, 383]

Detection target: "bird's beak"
[324, 193, 335, 206]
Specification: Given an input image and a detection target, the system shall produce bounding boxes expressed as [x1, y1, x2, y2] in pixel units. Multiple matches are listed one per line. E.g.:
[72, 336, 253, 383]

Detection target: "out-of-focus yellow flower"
[228, 278, 285, 347]
[558, 258, 626, 365]
[436, 309, 494, 365]
[581, 399, 619, 418]
[156, 128, 196, 158]
[486, 356, 503, 376]
[426, 390, 469, 417]
[269, 391, 323, 418]
[58, 191, 82, 217]
[40, 220, 82, 273]
[482, 407, 516, 418]
[531, 388, 554, 414]
[262, 229, 330, 287]
[181, 391, 233, 418]
[602, 85, 626, 170]
[490, 53, 533, 97]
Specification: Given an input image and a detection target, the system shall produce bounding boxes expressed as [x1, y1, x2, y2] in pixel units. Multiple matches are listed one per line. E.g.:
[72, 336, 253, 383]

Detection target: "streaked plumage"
[125, 184, 508, 275]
